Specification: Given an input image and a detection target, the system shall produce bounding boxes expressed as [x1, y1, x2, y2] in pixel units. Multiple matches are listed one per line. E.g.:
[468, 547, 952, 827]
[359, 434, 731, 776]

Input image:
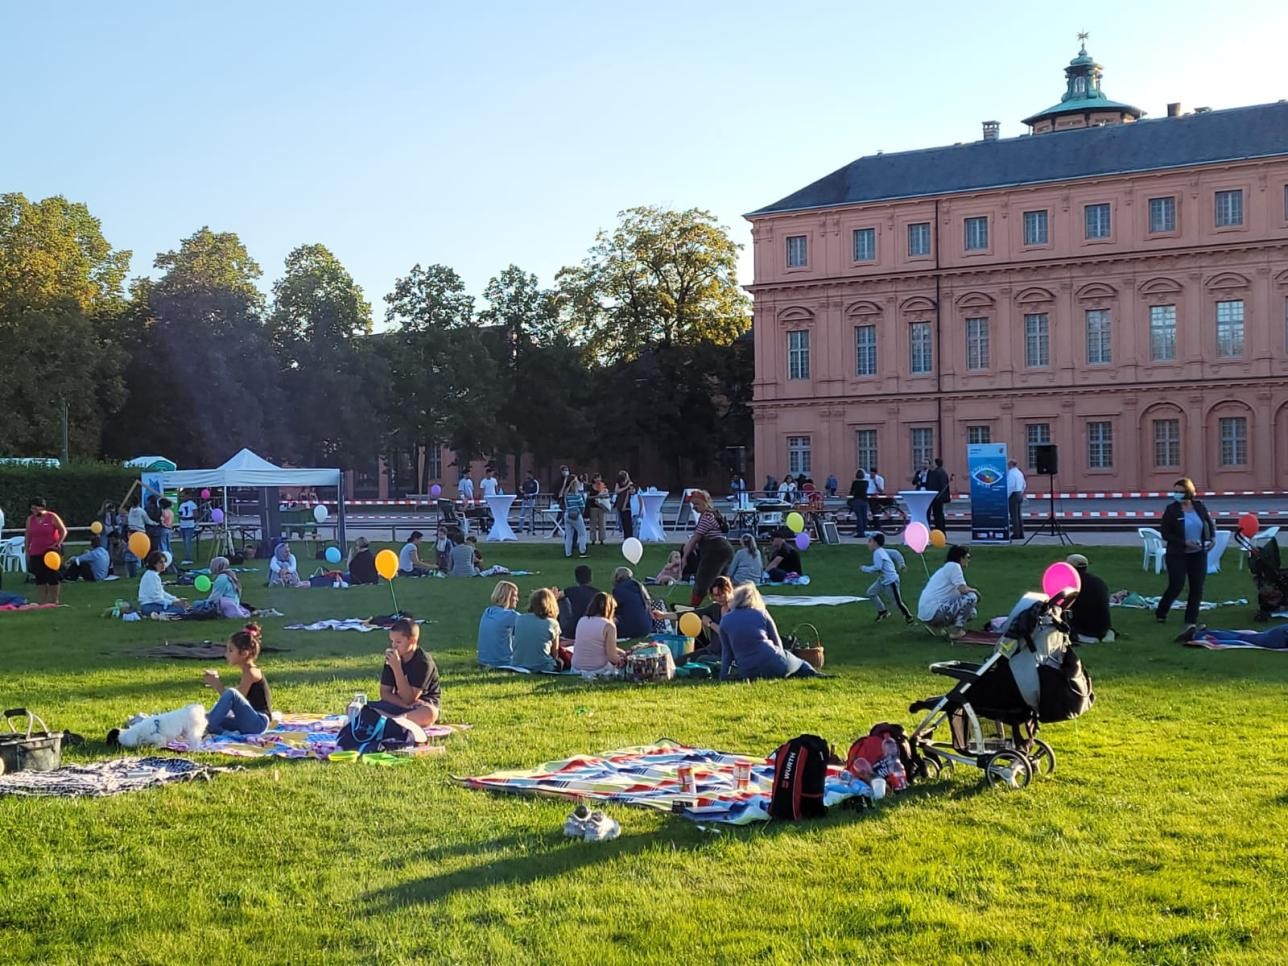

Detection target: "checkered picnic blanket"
[0, 756, 224, 797]
[163, 713, 470, 759]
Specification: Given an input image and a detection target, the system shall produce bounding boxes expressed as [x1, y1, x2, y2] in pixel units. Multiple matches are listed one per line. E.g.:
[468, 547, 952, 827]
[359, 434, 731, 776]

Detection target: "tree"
[555, 206, 750, 362]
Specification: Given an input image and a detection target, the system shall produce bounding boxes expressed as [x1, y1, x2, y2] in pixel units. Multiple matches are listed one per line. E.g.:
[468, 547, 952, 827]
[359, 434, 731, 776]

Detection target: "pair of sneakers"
[563, 803, 620, 842]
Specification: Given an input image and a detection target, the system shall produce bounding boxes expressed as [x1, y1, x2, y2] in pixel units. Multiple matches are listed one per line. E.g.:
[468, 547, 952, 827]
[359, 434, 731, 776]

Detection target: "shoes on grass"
[874, 611, 890, 623]
[563, 804, 620, 841]
[563, 804, 591, 838]
[1176, 624, 1204, 643]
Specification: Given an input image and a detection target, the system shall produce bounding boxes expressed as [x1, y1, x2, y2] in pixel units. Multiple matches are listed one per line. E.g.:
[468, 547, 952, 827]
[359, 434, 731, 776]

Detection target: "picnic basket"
[788, 623, 825, 670]
[0, 709, 64, 776]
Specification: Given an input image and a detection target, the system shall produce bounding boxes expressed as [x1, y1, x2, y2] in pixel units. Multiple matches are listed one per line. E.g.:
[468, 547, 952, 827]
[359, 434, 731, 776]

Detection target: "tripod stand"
[1024, 474, 1073, 546]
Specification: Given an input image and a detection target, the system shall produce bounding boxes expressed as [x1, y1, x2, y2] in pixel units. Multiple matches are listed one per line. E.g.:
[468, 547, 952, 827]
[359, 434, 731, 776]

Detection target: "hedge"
[0, 462, 139, 531]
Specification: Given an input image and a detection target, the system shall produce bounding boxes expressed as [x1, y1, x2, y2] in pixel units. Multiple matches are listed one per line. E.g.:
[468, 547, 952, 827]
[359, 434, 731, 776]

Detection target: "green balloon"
[194, 575, 212, 593]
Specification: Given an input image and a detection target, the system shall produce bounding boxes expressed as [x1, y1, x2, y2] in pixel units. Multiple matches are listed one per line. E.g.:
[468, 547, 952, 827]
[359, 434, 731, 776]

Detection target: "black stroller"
[1235, 533, 1288, 621]
[908, 592, 1095, 788]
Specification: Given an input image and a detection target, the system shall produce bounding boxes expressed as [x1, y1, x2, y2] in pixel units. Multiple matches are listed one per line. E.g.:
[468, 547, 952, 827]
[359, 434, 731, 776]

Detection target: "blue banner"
[967, 443, 1009, 542]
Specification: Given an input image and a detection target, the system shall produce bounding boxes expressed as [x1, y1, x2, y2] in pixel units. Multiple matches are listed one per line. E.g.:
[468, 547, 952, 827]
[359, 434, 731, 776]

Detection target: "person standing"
[479, 467, 501, 499]
[869, 467, 885, 496]
[178, 491, 198, 563]
[824, 473, 838, 498]
[681, 490, 735, 607]
[563, 477, 588, 559]
[25, 498, 67, 604]
[848, 469, 870, 536]
[912, 460, 931, 490]
[519, 471, 540, 534]
[587, 474, 609, 546]
[925, 459, 950, 533]
[458, 471, 475, 506]
[1006, 460, 1026, 540]
[763, 474, 779, 499]
[614, 470, 636, 540]
[1155, 478, 1214, 639]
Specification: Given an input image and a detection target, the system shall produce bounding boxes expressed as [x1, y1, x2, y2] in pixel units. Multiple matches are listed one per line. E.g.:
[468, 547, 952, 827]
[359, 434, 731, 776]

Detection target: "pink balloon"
[1042, 562, 1082, 599]
[210, 508, 224, 524]
[903, 521, 930, 554]
[200, 489, 211, 500]
[795, 531, 811, 551]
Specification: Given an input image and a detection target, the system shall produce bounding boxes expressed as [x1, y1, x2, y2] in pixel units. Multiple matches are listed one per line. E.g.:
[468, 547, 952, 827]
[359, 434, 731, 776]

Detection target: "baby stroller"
[908, 591, 1094, 788]
[1235, 533, 1288, 621]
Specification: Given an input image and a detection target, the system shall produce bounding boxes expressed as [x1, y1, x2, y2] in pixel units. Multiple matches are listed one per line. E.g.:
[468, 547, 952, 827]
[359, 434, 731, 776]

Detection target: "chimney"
[1167, 102, 1181, 117]
[982, 120, 1000, 141]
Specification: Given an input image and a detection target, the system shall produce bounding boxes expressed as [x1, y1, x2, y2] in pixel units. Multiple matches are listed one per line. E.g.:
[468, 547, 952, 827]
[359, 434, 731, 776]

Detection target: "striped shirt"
[693, 511, 725, 541]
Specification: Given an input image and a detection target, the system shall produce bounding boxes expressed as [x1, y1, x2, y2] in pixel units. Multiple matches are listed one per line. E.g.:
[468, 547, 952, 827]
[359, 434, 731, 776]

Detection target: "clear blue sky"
[4, 0, 1285, 318]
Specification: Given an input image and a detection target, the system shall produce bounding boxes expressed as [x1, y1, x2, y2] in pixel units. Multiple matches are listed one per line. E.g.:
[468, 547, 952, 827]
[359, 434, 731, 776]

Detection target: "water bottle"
[882, 736, 907, 792]
[346, 692, 367, 725]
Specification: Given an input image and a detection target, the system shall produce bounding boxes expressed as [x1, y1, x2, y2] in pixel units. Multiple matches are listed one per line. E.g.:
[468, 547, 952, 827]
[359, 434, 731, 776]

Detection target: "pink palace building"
[746, 42, 1288, 494]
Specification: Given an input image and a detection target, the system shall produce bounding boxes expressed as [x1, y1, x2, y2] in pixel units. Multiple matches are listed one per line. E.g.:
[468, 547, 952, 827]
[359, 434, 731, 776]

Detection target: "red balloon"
[1238, 513, 1260, 538]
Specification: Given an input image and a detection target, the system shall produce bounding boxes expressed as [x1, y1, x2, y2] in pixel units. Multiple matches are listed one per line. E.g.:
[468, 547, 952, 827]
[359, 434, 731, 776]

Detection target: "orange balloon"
[43, 551, 62, 571]
[89, 521, 104, 535]
[375, 549, 399, 581]
[128, 531, 151, 559]
[929, 528, 947, 548]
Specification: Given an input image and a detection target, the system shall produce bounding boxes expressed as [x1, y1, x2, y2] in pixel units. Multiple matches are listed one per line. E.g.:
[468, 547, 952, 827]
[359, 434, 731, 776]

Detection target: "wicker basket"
[789, 623, 825, 670]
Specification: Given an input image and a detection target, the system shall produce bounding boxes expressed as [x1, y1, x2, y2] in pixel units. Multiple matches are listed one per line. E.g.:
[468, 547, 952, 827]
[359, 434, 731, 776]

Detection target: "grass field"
[2, 537, 1287, 964]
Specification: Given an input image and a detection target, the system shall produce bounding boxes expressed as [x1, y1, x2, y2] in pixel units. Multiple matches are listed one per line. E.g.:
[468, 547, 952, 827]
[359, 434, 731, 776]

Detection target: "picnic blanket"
[0, 756, 225, 797]
[130, 641, 289, 660]
[760, 595, 864, 607]
[1111, 592, 1247, 612]
[163, 713, 470, 759]
[763, 574, 812, 586]
[491, 665, 581, 676]
[457, 741, 871, 825]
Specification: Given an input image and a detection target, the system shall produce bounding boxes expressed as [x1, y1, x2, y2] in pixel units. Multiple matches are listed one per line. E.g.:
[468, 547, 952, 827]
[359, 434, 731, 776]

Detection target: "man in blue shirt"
[66, 536, 111, 582]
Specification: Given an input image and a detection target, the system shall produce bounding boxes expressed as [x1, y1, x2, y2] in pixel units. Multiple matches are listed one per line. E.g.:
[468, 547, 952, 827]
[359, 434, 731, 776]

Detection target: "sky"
[4, 0, 1286, 320]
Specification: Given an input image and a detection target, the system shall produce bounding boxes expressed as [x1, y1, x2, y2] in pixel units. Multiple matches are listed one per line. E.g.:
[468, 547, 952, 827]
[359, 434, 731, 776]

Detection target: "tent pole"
[337, 475, 347, 549]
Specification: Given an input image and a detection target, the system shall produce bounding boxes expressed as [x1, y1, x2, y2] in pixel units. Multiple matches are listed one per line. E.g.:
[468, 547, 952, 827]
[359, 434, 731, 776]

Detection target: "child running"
[203, 623, 273, 735]
[861, 532, 913, 623]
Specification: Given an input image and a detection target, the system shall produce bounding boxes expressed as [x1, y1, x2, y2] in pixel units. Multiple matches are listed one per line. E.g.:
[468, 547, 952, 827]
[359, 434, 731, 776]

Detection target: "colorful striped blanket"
[457, 741, 871, 825]
[164, 712, 470, 759]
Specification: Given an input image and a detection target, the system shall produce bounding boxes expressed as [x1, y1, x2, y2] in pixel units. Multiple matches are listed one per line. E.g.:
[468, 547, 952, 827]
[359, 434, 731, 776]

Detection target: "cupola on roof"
[1022, 33, 1143, 132]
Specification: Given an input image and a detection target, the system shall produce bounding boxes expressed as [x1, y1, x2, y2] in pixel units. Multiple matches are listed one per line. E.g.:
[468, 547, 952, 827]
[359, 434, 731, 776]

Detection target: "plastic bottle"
[882, 736, 907, 792]
[347, 692, 368, 725]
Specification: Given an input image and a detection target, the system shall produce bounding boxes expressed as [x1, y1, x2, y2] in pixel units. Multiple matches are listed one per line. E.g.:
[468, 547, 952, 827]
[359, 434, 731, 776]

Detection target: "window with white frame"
[1215, 189, 1244, 227]
[1084, 203, 1111, 239]
[787, 436, 812, 476]
[966, 317, 990, 370]
[909, 321, 933, 374]
[853, 227, 876, 262]
[1087, 421, 1113, 469]
[855, 325, 877, 376]
[1022, 210, 1049, 246]
[907, 222, 931, 257]
[787, 329, 810, 379]
[855, 429, 878, 472]
[1216, 299, 1244, 357]
[1026, 424, 1051, 470]
[1219, 416, 1248, 466]
[1148, 196, 1176, 233]
[1086, 309, 1112, 365]
[1024, 312, 1050, 368]
[911, 427, 935, 469]
[964, 216, 989, 251]
[1150, 304, 1177, 361]
[967, 425, 991, 445]
[427, 443, 442, 481]
[786, 235, 808, 268]
[1153, 419, 1180, 468]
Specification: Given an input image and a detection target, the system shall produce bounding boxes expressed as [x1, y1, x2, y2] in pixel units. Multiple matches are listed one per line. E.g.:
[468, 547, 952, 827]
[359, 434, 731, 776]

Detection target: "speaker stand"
[1024, 474, 1073, 546]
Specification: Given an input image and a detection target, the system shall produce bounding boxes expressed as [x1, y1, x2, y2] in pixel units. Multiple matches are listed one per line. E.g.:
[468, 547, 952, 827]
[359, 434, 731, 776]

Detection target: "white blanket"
[761, 595, 866, 607]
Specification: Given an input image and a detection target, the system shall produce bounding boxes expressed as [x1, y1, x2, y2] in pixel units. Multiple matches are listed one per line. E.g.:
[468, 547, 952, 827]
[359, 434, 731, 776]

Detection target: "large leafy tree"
[555, 206, 750, 362]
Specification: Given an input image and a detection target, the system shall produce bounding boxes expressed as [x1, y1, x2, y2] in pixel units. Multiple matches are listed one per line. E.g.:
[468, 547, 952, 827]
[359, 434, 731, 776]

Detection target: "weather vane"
[1077, 30, 1089, 48]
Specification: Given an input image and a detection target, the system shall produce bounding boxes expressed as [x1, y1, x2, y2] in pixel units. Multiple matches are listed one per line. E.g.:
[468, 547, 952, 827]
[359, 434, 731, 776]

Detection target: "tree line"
[0, 195, 753, 488]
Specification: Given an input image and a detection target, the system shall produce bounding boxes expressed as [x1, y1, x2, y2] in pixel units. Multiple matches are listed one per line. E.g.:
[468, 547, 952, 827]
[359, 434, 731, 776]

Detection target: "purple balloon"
[795, 531, 811, 551]
[211, 508, 224, 524]
[430, 484, 442, 497]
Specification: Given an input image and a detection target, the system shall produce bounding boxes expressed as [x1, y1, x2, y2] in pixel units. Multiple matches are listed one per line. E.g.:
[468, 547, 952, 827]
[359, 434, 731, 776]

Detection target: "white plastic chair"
[1238, 526, 1280, 570]
[1138, 528, 1165, 574]
[1206, 529, 1232, 574]
[1, 536, 27, 574]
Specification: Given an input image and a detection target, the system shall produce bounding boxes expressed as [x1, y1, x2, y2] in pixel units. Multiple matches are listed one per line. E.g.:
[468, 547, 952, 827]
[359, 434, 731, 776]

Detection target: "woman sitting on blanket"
[477, 580, 519, 667]
[346, 537, 379, 585]
[268, 542, 302, 588]
[138, 550, 189, 616]
[203, 623, 272, 736]
[718, 583, 817, 682]
[374, 616, 441, 726]
[572, 592, 627, 677]
[727, 534, 763, 586]
[514, 588, 572, 672]
[612, 566, 656, 639]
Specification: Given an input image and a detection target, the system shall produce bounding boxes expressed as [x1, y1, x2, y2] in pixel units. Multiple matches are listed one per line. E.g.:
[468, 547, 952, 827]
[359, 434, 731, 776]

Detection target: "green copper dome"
[1023, 38, 1143, 128]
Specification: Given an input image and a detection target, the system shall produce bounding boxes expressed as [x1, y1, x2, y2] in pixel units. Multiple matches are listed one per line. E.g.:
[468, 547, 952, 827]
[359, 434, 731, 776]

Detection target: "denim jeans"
[139, 601, 186, 616]
[207, 688, 270, 736]
[565, 512, 587, 556]
[180, 526, 196, 562]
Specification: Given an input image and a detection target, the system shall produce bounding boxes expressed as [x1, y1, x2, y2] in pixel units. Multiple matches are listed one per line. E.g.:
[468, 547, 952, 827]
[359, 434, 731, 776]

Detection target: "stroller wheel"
[1028, 739, 1057, 777]
[918, 748, 953, 780]
[983, 750, 1032, 789]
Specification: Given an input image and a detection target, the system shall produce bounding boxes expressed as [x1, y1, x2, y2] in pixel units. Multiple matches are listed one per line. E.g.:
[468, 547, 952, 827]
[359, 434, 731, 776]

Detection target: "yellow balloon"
[128, 532, 151, 559]
[786, 512, 805, 533]
[89, 521, 104, 535]
[43, 551, 62, 571]
[678, 611, 702, 638]
[929, 528, 946, 548]
[375, 549, 399, 581]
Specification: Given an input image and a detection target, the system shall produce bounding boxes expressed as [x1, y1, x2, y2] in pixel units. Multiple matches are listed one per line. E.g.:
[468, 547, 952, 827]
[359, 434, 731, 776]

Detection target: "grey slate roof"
[749, 102, 1288, 217]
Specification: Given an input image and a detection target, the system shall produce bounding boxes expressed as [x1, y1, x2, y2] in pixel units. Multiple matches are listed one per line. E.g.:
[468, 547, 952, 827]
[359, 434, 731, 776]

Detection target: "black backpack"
[337, 705, 418, 753]
[769, 734, 830, 820]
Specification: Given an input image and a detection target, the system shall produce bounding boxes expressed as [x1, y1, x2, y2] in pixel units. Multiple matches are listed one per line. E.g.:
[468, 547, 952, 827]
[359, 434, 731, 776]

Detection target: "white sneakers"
[563, 804, 621, 842]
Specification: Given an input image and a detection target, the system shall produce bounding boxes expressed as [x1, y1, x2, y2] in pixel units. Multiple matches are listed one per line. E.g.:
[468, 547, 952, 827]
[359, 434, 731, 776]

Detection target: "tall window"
[427, 443, 442, 481]
[1022, 210, 1049, 246]
[909, 321, 933, 374]
[1216, 300, 1244, 357]
[1087, 421, 1113, 469]
[1084, 203, 1111, 239]
[787, 330, 810, 379]
[1219, 417, 1248, 466]
[1149, 305, 1177, 361]
[966, 317, 990, 370]
[853, 227, 876, 262]
[855, 430, 878, 472]
[855, 325, 877, 376]
[1026, 424, 1051, 470]
[1086, 309, 1112, 365]
[1024, 312, 1050, 368]
[907, 222, 931, 257]
[964, 216, 989, 251]
[786, 235, 807, 268]
[1153, 419, 1180, 468]
[787, 436, 812, 476]
[1215, 189, 1244, 227]
[967, 426, 991, 445]
[1148, 196, 1176, 233]
[911, 427, 935, 469]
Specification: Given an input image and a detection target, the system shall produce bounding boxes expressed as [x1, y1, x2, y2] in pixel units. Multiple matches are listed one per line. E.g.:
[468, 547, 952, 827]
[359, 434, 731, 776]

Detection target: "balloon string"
[387, 579, 400, 616]
[921, 555, 930, 578]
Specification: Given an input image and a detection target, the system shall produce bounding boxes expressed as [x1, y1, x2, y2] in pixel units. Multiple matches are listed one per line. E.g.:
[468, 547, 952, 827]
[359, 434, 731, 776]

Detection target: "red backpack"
[846, 723, 917, 780]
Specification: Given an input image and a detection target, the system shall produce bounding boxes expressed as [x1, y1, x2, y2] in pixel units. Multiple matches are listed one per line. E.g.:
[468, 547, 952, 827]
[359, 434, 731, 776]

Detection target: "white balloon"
[313, 504, 328, 523]
[161, 551, 173, 568]
[622, 537, 643, 565]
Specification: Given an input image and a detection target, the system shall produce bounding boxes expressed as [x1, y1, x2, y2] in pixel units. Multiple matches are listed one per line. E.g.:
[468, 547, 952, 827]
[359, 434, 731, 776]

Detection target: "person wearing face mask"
[1155, 477, 1214, 639]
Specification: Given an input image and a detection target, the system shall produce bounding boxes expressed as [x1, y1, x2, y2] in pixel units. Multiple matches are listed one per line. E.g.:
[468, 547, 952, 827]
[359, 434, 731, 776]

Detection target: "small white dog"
[107, 703, 208, 748]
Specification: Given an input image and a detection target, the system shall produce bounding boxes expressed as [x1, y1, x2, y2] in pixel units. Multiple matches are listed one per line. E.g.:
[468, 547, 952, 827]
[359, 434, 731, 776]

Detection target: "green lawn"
[2, 539, 1286, 964]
